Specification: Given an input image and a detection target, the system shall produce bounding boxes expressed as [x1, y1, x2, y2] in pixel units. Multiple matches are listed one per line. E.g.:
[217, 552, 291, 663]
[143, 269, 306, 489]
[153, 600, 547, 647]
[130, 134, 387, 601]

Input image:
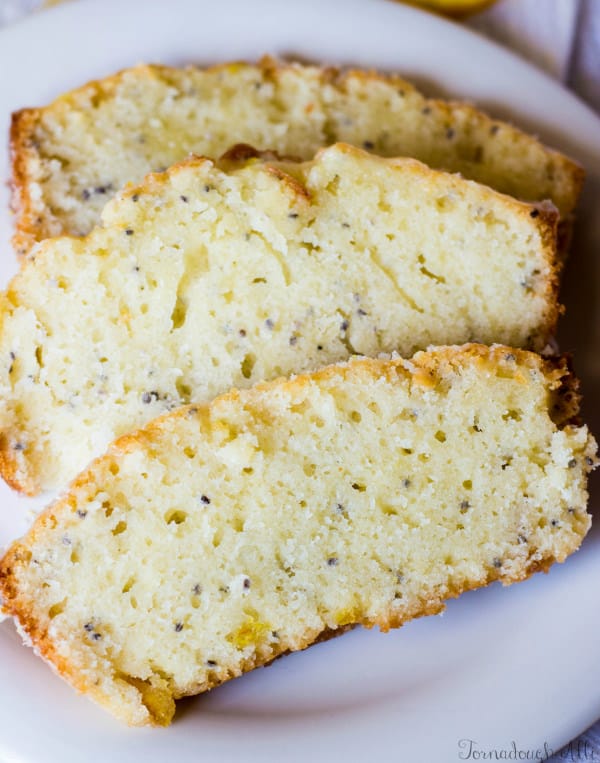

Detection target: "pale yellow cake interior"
[0, 145, 558, 493]
[2, 350, 595, 725]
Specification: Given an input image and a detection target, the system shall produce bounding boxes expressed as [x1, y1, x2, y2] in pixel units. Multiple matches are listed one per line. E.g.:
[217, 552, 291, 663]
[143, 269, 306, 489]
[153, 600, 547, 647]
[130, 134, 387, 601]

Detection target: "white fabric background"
[0, 0, 598, 758]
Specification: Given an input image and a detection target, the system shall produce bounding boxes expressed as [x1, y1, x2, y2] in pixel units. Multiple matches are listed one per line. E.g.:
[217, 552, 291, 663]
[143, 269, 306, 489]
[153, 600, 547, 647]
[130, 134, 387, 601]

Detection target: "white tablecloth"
[0, 0, 598, 758]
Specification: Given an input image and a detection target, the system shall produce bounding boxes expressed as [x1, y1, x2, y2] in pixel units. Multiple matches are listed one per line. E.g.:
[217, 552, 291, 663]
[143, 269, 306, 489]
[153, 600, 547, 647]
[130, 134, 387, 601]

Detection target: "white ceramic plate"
[0, 1, 599, 760]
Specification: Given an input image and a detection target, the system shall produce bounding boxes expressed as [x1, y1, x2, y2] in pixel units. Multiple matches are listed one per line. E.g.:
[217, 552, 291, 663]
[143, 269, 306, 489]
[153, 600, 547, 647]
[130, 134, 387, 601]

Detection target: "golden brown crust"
[9, 57, 584, 258]
[10, 108, 44, 258]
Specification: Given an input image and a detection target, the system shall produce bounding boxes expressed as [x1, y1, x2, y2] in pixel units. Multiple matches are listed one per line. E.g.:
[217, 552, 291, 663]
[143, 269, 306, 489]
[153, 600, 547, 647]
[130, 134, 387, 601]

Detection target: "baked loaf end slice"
[10, 57, 582, 254]
[0, 346, 596, 726]
[0, 143, 560, 495]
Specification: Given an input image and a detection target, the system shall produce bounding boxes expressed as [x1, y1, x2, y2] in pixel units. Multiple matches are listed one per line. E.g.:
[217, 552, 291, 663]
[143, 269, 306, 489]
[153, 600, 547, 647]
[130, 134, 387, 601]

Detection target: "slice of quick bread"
[0, 347, 596, 726]
[0, 144, 560, 494]
[10, 57, 582, 254]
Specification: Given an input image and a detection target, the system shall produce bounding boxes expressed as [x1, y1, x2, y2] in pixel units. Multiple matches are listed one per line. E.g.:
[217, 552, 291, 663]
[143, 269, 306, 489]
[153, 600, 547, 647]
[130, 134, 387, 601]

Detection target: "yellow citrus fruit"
[402, 0, 498, 17]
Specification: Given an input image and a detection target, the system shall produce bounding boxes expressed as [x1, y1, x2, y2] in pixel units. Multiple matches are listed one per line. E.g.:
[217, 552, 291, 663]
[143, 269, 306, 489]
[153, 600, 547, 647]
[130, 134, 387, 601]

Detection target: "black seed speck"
[132, 194, 139, 202]
[95, 184, 112, 195]
[206, 660, 217, 667]
[335, 503, 346, 514]
[289, 335, 298, 346]
[142, 391, 159, 404]
[568, 458, 577, 468]
[271, 631, 280, 639]
[402, 478, 411, 488]
[201, 495, 211, 504]
[585, 456, 595, 466]
[204, 185, 212, 193]
[174, 622, 184, 632]
[265, 319, 274, 330]
[363, 140, 374, 150]
[446, 128, 455, 139]
[82, 189, 91, 201]
[342, 222, 350, 228]
[518, 534, 528, 544]
[551, 519, 560, 527]
[317, 344, 323, 351]
[125, 229, 134, 236]
[530, 209, 540, 218]
[84, 622, 94, 632]
[239, 328, 247, 337]
[327, 557, 338, 566]
[460, 500, 470, 513]
[192, 584, 202, 595]
[133, 265, 140, 272]
[357, 308, 367, 316]
[180, 195, 189, 203]
[243, 577, 251, 589]
[77, 509, 88, 519]
[288, 212, 299, 219]
[504, 353, 516, 362]
[13, 442, 25, 451]
[340, 320, 349, 332]
[493, 558, 503, 569]
[568, 507, 576, 514]
[92, 632, 102, 641]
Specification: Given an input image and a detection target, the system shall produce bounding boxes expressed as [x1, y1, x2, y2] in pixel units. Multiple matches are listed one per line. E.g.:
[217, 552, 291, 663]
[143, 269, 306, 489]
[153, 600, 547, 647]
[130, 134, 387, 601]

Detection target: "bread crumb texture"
[10, 57, 582, 253]
[0, 347, 596, 726]
[0, 145, 559, 493]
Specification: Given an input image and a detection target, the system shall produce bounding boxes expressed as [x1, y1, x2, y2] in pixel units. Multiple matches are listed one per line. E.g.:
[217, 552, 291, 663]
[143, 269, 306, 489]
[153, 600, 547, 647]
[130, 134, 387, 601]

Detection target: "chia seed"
[530, 209, 540, 218]
[125, 229, 134, 236]
[200, 495, 211, 504]
[327, 557, 338, 566]
[174, 622, 184, 632]
[180, 195, 189, 203]
[243, 577, 251, 589]
[568, 459, 577, 468]
[363, 140, 374, 150]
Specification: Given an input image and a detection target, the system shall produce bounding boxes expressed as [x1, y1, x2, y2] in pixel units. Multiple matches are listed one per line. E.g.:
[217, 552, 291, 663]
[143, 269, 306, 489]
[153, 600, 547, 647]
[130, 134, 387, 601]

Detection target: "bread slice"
[0, 346, 595, 726]
[0, 143, 560, 495]
[10, 57, 581, 255]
